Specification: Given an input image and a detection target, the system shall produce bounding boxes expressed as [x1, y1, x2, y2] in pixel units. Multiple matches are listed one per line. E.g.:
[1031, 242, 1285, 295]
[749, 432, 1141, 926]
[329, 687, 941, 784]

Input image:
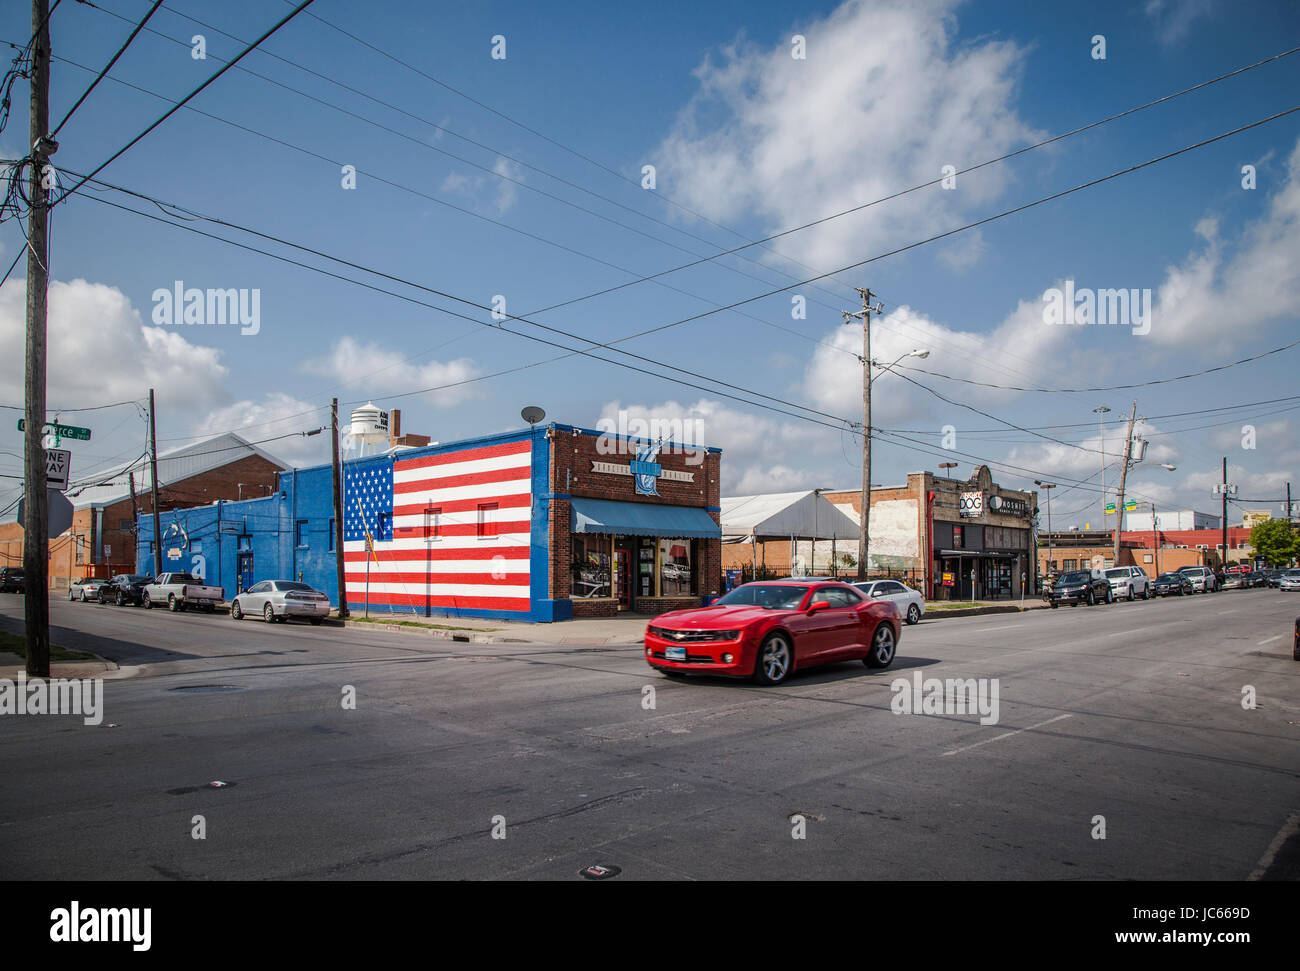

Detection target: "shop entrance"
[613, 538, 635, 611]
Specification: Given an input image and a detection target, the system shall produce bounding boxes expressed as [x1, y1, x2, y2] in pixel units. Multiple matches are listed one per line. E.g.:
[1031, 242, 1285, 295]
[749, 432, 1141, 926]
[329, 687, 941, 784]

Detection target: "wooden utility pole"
[1111, 401, 1137, 566]
[148, 388, 162, 575]
[331, 398, 349, 617]
[1221, 456, 1229, 567]
[23, 0, 53, 678]
[846, 288, 881, 580]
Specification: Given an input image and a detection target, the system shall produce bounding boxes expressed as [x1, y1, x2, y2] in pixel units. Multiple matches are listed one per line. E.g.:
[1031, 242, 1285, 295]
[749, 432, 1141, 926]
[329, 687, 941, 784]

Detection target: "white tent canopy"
[720, 491, 859, 544]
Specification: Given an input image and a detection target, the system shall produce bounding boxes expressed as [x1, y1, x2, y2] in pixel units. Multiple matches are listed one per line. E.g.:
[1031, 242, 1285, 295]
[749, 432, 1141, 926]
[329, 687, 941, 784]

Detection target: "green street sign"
[16, 418, 92, 441]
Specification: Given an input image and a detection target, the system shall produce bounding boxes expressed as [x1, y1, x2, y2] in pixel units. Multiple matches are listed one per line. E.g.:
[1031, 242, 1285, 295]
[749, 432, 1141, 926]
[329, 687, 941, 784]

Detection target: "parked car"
[1295, 617, 1299, 661]
[1049, 570, 1113, 607]
[1104, 565, 1150, 601]
[143, 572, 225, 612]
[68, 576, 107, 601]
[1221, 572, 1246, 590]
[230, 580, 331, 624]
[98, 574, 154, 606]
[0, 567, 25, 593]
[851, 578, 925, 625]
[1279, 570, 1300, 592]
[1152, 572, 1194, 597]
[645, 580, 901, 685]
[1176, 566, 1217, 593]
[1264, 569, 1286, 588]
[1244, 571, 1266, 588]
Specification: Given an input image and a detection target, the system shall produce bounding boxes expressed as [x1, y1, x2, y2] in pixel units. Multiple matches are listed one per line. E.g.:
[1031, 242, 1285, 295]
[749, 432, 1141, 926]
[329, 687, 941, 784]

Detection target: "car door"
[804, 586, 864, 664]
[242, 581, 270, 614]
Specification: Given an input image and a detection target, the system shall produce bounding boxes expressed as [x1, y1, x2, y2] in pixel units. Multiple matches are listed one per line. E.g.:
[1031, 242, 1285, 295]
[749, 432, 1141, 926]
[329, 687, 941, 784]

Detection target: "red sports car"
[645, 580, 902, 685]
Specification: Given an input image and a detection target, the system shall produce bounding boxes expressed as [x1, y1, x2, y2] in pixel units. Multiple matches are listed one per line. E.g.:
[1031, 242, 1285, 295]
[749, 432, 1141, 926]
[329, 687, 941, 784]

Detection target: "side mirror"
[808, 600, 832, 613]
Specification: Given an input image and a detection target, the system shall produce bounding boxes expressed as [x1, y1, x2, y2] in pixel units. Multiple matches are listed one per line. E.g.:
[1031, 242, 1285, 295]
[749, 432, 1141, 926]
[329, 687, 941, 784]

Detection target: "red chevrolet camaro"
[645, 580, 902, 685]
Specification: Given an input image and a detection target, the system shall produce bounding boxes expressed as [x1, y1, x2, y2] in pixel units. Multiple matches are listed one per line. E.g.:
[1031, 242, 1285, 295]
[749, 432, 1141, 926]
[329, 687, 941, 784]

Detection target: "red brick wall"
[546, 427, 722, 611]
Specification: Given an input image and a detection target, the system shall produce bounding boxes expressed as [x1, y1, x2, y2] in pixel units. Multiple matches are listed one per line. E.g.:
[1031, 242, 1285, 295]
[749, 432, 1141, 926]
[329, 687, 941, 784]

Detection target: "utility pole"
[1093, 405, 1110, 528]
[128, 470, 139, 571]
[1112, 400, 1137, 566]
[23, 0, 53, 679]
[1151, 503, 1160, 576]
[148, 388, 162, 576]
[331, 398, 349, 617]
[845, 287, 882, 580]
[1221, 456, 1228, 567]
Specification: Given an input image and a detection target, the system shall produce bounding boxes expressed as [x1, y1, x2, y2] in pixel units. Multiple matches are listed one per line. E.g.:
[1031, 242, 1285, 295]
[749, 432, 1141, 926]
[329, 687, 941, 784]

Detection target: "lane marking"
[1257, 634, 1283, 645]
[1249, 811, 1300, 880]
[968, 624, 1019, 633]
[942, 713, 1073, 757]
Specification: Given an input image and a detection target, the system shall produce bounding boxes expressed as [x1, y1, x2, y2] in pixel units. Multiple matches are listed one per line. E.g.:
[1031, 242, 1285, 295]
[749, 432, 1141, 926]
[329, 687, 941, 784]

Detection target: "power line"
[49, 0, 164, 138]
[55, 99, 1300, 441]
[55, 0, 319, 206]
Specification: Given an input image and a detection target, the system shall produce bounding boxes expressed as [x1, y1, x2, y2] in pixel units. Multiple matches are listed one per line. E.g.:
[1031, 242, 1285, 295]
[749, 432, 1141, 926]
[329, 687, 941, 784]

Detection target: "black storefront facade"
[931, 465, 1037, 601]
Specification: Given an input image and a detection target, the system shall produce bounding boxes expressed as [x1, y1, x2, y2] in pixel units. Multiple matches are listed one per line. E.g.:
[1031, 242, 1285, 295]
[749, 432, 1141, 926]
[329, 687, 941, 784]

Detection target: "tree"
[1249, 518, 1299, 566]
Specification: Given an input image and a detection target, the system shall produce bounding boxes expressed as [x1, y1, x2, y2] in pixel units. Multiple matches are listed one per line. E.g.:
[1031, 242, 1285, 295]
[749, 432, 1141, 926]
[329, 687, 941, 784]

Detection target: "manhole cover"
[169, 685, 245, 693]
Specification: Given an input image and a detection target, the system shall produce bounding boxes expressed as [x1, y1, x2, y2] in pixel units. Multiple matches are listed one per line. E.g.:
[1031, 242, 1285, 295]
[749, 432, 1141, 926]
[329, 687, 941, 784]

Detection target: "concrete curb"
[921, 603, 1051, 619]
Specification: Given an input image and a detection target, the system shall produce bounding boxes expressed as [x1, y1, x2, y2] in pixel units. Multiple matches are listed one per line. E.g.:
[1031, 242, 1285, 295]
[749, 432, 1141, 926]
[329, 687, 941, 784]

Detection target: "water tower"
[348, 402, 390, 457]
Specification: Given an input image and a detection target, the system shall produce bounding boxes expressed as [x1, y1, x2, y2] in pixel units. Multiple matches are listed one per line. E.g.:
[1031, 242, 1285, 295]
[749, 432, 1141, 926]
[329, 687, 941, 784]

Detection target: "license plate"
[665, 645, 687, 661]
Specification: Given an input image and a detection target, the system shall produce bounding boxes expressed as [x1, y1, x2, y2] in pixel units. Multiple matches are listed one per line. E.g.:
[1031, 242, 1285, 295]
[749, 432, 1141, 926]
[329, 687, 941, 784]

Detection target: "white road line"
[1257, 634, 1283, 645]
[941, 713, 1073, 757]
[1249, 811, 1300, 880]
[969, 624, 1019, 633]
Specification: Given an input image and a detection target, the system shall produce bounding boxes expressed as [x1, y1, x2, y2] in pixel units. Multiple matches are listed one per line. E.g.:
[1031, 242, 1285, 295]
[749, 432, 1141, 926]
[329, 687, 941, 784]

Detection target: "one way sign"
[46, 448, 71, 491]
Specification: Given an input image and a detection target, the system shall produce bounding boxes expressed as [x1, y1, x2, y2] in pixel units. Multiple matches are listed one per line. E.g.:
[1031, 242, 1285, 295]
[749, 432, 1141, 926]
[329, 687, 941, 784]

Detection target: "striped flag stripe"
[396, 439, 531, 471]
[393, 495, 531, 517]
[347, 581, 530, 598]
[394, 466, 531, 494]
[343, 546, 530, 562]
[344, 571, 529, 586]
[351, 592, 531, 612]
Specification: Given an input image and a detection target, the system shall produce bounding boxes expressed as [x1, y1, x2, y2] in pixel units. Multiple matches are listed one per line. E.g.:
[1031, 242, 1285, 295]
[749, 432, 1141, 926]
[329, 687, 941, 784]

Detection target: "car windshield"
[276, 581, 314, 591]
[714, 584, 808, 610]
[1104, 568, 1128, 578]
[125, 575, 151, 583]
[1059, 572, 1092, 584]
[1156, 574, 1183, 582]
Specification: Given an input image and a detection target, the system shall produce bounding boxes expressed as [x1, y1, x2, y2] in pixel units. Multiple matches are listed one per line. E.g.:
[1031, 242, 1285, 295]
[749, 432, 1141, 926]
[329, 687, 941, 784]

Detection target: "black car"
[1152, 572, 1194, 596]
[98, 574, 153, 606]
[1049, 570, 1112, 607]
[0, 567, 24, 593]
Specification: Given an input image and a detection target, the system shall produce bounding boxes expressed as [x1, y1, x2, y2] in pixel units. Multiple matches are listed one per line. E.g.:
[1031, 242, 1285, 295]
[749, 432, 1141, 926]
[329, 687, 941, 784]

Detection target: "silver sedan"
[231, 580, 331, 624]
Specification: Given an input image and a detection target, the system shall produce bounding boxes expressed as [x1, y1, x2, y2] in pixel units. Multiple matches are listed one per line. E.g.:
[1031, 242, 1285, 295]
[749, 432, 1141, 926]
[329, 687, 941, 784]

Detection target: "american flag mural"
[343, 439, 534, 614]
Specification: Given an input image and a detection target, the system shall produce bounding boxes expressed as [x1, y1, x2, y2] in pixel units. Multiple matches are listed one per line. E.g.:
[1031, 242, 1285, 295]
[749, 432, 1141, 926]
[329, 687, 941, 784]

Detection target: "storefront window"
[572, 535, 611, 599]
[659, 538, 693, 596]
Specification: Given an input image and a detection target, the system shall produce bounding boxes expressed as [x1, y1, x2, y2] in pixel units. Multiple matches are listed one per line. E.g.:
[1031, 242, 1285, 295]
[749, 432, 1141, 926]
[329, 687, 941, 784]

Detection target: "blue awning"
[569, 497, 720, 539]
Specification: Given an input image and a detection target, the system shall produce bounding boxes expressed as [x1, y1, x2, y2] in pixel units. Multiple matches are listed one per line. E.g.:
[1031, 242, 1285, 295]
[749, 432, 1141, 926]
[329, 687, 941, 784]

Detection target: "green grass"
[349, 617, 500, 632]
[924, 601, 1028, 610]
[0, 630, 98, 662]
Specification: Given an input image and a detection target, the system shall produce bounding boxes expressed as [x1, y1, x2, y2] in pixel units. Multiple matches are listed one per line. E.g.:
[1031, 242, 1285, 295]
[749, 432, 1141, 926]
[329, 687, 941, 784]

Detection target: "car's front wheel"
[865, 623, 896, 669]
[231, 600, 243, 621]
[753, 633, 792, 685]
[143, 592, 152, 609]
[115, 591, 125, 606]
[906, 604, 920, 625]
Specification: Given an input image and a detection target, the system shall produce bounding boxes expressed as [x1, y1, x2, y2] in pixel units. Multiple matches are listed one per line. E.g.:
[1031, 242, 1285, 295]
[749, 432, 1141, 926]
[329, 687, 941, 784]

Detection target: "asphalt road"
[1, 589, 1297, 880]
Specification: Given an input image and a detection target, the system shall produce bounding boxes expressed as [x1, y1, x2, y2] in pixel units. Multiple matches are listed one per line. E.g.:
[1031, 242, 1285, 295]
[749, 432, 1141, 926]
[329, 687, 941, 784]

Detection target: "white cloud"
[1144, 0, 1215, 45]
[303, 336, 480, 408]
[0, 277, 228, 411]
[437, 156, 524, 216]
[194, 393, 328, 468]
[1147, 135, 1300, 351]
[655, 0, 1040, 273]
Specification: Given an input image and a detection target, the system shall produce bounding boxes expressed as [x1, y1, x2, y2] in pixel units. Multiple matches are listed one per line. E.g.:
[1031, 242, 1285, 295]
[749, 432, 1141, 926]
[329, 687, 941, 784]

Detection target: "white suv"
[1177, 566, 1216, 593]
[1105, 566, 1150, 601]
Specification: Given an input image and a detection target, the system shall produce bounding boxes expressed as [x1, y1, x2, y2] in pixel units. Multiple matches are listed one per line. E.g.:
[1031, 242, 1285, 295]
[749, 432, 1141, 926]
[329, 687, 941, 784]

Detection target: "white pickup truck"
[143, 572, 225, 612]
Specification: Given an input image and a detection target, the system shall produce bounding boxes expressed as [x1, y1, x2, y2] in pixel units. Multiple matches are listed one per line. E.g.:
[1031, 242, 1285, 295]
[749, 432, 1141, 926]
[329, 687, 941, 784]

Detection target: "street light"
[1034, 480, 1056, 581]
[939, 461, 958, 479]
[1093, 405, 1110, 527]
[853, 341, 930, 580]
[1112, 460, 1176, 564]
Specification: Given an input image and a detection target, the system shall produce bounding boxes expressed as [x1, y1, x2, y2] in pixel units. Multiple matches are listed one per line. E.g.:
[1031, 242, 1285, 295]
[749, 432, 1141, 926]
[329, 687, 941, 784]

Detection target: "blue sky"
[2, 0, 1299, 529]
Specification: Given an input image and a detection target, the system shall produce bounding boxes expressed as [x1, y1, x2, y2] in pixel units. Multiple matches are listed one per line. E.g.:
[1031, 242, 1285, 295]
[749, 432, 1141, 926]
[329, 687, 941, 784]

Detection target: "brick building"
[0, 432, 285, 590]
[149, 422, 722, 622]
[824, 464, 1038, 601]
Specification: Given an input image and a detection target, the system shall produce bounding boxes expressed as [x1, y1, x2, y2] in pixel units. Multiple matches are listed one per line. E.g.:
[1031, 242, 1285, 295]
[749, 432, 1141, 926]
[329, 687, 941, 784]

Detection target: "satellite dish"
[521, 406, 546, 428]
